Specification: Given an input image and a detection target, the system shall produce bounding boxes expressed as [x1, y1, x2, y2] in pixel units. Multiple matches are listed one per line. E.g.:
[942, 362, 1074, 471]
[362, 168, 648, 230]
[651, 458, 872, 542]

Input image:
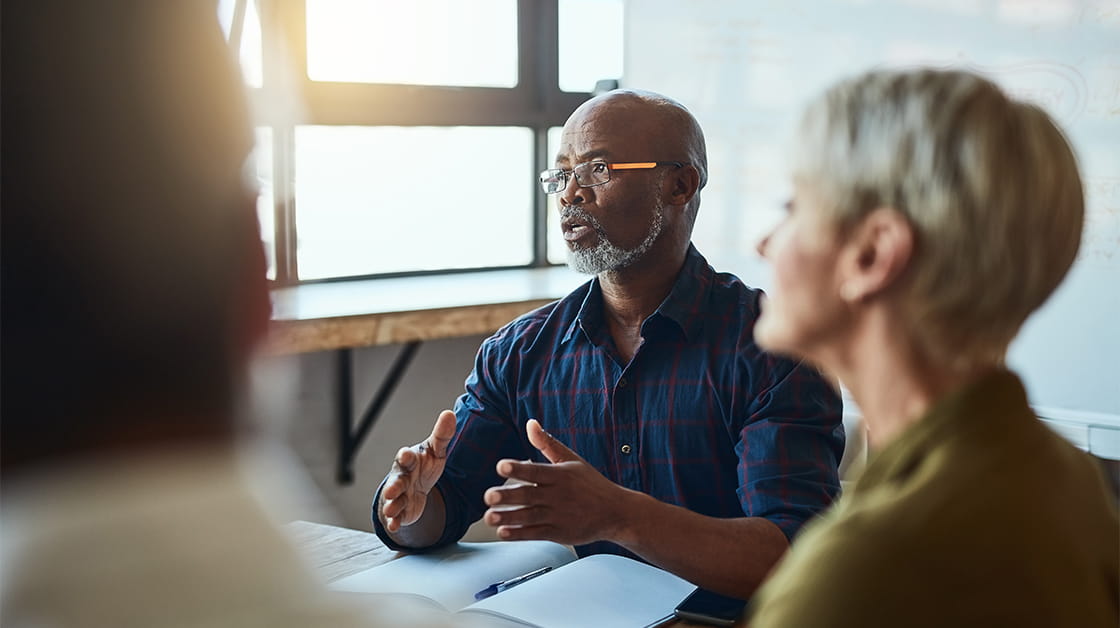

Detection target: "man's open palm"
[380, 410, 456, 532]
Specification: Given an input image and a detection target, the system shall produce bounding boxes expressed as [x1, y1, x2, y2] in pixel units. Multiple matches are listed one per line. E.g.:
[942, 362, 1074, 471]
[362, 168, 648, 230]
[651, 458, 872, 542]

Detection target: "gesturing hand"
[482, 419, 635, 546]
[380, 410, 457, 532]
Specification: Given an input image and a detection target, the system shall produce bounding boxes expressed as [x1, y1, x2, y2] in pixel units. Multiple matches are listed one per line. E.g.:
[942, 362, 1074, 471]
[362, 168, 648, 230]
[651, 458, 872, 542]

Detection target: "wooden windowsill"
[265, 266, 587, 355]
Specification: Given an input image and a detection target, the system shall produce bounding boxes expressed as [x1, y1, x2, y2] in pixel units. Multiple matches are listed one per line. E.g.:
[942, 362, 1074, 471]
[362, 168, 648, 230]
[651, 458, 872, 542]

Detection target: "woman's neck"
[827, 307, 996, 450]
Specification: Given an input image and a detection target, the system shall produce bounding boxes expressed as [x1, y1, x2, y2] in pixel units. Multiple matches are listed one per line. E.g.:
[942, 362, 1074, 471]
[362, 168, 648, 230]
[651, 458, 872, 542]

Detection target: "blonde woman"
[744, 68, 1118, 627]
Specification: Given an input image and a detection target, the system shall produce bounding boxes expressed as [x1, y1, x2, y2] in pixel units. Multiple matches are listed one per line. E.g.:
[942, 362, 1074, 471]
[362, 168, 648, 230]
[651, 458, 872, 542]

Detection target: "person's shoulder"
[482, 279, 593, 350]
[696, 267, 773, 353]
[749, 502, 910, 628]
[700, 263, 765, 318]
[842, 428, 1095, 560]
[712, 270, 766, 313]
[668, 248, 762, 327]
[982, 416, 1119, 537]
[922, 400, 1109, 522]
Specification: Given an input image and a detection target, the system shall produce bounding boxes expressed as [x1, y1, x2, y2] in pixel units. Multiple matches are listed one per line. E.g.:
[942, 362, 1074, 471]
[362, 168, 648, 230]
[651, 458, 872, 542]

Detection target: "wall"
[257, 334, 499, 539]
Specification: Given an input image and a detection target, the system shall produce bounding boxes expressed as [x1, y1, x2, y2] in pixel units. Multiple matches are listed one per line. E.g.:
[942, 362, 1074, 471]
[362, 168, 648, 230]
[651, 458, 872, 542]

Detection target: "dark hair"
[1, 1, 256, 468]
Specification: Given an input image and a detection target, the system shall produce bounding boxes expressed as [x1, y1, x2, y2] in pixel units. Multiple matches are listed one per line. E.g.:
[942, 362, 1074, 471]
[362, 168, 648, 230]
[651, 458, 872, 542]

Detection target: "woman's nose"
[756, 232, 771, 258]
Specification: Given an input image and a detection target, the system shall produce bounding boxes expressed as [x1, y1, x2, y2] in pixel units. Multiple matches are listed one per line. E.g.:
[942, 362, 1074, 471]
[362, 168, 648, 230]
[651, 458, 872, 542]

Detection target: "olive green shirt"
[748, 370, 1119, 627]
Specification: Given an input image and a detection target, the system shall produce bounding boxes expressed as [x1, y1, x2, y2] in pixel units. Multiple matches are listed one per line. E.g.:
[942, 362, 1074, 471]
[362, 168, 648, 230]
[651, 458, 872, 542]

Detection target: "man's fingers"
[381, 490, 410, 533]
[394, 446, 417, 473]
[382, 474, 407, 500]
[484, 483, 538, 507]
[484, 504, 546, 527]
[382, 495, 406, 519]
[496, 458, 554, 484]
[427, 410, 457, 457]
[382, 415, 455, 535]
[495, 523, 555, 542]
[526, 419, 578, 463]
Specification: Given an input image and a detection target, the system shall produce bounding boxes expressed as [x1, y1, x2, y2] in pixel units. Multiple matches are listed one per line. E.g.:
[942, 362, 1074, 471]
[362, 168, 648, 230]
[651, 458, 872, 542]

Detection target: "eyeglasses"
[539, 160, 686, 194]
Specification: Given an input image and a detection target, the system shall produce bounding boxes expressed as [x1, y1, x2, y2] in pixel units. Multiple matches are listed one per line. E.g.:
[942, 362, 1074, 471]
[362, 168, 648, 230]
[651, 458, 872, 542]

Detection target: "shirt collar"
[561, 280, 602, 344]
[562, 244, 714, 344]
[655, 243, 714, 341]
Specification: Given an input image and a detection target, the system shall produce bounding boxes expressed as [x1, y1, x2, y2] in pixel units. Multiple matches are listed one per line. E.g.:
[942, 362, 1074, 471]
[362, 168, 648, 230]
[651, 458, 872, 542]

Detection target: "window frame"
[243, 0, 590, 285]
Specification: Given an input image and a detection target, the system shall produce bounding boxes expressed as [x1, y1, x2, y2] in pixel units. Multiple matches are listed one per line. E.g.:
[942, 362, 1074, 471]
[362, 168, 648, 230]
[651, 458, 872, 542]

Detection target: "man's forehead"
[556, 121, 650, 164]
[554, 136, 612, 164]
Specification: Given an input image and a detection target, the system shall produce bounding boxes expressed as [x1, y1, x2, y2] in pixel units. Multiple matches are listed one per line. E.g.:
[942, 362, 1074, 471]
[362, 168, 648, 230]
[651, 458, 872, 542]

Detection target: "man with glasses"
[373, 89, 845, 598]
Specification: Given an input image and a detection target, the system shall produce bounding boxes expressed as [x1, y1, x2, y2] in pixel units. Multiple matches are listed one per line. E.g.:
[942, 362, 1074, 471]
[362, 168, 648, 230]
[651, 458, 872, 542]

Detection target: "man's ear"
[665, 164, 701, 207]
[837, 207, 914, 303]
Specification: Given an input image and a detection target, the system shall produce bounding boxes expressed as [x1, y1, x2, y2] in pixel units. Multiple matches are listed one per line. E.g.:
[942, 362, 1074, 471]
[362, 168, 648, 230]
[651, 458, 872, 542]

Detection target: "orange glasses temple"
[608, 162, 659, 170]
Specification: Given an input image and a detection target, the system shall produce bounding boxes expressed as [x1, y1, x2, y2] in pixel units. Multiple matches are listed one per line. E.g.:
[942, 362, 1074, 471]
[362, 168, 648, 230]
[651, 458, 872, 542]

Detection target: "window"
[218, 0, 263, 87]
[546, 126, 567, 264]
[558, 0, 624, 93]
[306, 0, 518, 87]
[294, 125, 534, 279]
[219, 0, 623, 283]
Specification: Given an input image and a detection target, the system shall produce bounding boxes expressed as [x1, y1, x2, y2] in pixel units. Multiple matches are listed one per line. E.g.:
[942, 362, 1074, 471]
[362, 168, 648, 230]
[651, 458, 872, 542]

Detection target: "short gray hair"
[793, 68, 1084, 368]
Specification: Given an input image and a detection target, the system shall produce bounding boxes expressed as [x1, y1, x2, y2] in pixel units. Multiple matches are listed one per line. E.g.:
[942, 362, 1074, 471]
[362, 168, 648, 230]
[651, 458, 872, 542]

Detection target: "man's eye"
[591, 162, 608, 174]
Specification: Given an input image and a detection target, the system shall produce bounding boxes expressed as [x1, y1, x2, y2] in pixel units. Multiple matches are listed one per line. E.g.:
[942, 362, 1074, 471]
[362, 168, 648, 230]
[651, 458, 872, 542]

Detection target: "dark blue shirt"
[374, 245, 844, 558]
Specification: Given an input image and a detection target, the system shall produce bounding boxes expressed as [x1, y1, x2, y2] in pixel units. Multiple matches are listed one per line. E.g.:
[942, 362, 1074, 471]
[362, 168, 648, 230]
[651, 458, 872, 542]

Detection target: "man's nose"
[558, 173, 588, 207]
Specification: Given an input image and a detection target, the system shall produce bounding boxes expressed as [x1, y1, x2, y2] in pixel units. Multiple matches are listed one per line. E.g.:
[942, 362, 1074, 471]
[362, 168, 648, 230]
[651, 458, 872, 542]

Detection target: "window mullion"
[258, 0, 307, 283]
[526, 0, 560, 267]
[272, 126, 297, 284]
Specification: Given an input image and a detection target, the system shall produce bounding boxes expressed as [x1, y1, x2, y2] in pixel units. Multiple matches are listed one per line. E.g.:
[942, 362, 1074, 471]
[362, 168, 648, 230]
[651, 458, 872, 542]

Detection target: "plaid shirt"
[374, 245, 844, 558]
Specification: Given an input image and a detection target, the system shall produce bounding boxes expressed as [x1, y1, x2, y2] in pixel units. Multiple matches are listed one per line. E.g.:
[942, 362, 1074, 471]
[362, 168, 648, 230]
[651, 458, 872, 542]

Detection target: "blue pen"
[474, 566, 553, 600]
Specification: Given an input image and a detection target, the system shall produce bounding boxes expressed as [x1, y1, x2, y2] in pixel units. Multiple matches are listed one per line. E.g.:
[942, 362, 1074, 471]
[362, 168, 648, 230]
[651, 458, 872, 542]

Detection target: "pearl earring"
[841, 283, 860, 302]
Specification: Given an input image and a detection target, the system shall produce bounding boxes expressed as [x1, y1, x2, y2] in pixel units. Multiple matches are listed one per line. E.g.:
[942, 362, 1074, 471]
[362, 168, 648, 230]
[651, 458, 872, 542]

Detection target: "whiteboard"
[626, 0, 1119, 426]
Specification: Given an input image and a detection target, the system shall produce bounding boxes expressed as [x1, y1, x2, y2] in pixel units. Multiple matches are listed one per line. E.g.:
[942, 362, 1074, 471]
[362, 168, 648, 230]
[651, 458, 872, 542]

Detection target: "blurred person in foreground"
[0, 2, 442, 626]
[374, 88, 846, 599]
[742, 67, 1119, 627]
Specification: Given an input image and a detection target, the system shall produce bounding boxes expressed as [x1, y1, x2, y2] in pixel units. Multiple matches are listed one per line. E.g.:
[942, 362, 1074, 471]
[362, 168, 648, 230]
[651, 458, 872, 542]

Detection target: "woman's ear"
[837, 207, 914, 303]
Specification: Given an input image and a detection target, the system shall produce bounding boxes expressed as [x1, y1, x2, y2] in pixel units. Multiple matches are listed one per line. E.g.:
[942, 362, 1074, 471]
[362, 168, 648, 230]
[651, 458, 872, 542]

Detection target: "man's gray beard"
[564, 201, 665, 275]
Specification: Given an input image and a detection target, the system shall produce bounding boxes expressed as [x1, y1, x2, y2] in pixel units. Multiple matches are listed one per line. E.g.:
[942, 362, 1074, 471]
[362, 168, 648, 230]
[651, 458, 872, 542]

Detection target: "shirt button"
[618, 377, 628, 388]
[620, 444, 632, 454]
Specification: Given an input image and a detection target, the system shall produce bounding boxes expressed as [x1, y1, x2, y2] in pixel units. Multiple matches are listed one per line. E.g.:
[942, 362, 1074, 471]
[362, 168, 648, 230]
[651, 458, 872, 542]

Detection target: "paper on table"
[329, 540, 577, 612]
[460, 554, 696, 628]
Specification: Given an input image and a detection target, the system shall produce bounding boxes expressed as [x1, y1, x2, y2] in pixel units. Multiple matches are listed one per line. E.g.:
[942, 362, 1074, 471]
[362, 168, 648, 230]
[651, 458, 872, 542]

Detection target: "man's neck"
[597, 246, 688, 331]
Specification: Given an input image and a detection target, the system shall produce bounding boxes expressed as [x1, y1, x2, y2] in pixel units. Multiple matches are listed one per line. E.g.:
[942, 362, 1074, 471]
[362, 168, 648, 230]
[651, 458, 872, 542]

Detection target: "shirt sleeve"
[736, 353, 845, 542]
[372, 327, 534, 551]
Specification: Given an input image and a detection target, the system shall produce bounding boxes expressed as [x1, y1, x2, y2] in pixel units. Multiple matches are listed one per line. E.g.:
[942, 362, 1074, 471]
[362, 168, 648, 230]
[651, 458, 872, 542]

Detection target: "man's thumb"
[526, 419, 577, 463]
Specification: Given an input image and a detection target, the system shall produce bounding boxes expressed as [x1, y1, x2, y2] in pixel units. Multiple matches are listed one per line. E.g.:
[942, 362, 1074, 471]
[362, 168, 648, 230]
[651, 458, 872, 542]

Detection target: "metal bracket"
[335, 341, 421, 484]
